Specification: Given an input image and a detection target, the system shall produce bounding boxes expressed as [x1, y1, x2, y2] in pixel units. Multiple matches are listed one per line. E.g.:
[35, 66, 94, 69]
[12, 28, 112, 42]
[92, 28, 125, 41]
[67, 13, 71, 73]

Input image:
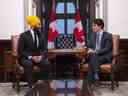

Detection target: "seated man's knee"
[21, 59, 33, 68]
[41, 59, 49, 64]
[89, 53, 98, 59]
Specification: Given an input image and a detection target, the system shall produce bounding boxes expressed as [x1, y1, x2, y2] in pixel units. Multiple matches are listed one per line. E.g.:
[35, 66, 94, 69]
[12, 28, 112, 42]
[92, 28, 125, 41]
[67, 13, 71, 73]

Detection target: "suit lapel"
[27, 31, 35, 47]
[38, 32, 42, 48]
[100, 32, 106, 49]
[93, 32, 97, 49]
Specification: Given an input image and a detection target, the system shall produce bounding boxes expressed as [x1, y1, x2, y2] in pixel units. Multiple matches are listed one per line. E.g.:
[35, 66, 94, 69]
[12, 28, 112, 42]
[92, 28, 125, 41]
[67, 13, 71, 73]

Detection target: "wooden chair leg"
[111, 69, 120, 89]
[116, 70, 120, 87]
[15, 74, 21, 93]
[16, 79, 20, 93]
[12, 72, 17, 89]
[116, 81, 119, 87]
[111, 73, 114, 90]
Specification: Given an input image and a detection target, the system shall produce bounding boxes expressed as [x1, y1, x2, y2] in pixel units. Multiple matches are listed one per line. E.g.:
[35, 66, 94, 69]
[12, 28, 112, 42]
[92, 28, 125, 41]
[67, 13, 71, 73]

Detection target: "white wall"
[95, 0, 104, 18]
[95, 0, 108, 30]
[24, 0, 36, 30]
[107, 0, 128, 39]
[96, 0, 128, 39]
[0, 0, 25, 39]
[25, 0, 36, 16]
[2, 0, 128, 39]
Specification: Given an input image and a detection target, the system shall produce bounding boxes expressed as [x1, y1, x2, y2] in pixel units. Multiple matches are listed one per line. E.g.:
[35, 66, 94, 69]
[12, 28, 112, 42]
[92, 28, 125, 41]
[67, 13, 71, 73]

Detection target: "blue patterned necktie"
[96, 32, 100, 50]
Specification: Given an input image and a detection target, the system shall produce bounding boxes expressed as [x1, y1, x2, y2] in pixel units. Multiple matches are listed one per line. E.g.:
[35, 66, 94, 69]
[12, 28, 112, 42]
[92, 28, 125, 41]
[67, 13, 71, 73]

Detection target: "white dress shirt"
[30, 29, 39, 47]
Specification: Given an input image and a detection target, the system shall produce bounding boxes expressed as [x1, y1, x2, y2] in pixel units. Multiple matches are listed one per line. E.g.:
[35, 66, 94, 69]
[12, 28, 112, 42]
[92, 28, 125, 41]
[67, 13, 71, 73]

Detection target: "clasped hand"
[32, 55, 42, 63]
[87, 48, 95, 54]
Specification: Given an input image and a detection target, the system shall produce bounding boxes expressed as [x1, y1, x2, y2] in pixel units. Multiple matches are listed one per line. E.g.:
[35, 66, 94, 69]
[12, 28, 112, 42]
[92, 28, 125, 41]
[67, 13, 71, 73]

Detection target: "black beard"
[33, 27, 41, 35]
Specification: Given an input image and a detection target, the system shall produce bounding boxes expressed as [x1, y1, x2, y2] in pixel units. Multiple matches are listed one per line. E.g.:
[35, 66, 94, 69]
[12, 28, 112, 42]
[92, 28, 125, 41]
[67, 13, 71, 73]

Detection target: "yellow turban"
[26, 16, 40, 27]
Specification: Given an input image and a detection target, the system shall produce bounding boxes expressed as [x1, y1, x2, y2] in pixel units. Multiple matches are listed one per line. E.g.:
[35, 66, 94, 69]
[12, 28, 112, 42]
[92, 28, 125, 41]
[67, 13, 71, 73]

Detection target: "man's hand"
[32, 56, 42, 63]
[37, 56, 42, 63]
[87, 48, 95, 54]
[31, 56, 38, 63]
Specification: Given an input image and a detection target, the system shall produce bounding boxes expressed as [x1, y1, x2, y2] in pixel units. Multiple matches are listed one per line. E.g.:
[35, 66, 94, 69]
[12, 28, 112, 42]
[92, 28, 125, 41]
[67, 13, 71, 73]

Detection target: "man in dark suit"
[18, 16, 49, 88]
[87, 18, 112, 85]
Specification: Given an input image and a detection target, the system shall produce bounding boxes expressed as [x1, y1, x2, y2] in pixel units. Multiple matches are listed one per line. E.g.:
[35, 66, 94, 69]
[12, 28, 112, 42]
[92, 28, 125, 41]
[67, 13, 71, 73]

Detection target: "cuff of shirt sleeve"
[28, 56, 32, 60]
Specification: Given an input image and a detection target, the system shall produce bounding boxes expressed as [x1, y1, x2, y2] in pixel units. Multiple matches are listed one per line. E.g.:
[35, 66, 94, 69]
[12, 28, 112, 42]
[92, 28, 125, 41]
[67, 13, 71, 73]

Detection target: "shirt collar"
[30, 29, 35, 40]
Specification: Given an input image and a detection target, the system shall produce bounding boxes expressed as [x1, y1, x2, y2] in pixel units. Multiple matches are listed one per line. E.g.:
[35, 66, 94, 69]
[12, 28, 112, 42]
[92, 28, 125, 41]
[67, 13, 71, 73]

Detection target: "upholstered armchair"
[80, 34, 120, 90]
[11, 35, 41, 92]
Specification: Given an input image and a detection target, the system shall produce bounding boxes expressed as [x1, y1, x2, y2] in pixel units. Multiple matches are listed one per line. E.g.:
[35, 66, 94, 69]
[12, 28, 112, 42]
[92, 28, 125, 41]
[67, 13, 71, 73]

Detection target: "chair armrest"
[112, 54, 120, 65]
[12, 54, 21, 72]
[111, 55, 120, 72]
[113, 53, 120, 58]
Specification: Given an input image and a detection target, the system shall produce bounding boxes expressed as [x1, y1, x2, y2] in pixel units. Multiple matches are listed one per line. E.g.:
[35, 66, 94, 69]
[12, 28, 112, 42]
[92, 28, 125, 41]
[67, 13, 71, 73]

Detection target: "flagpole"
[52, 0, 55, 11]
[76, 0, 79, 9]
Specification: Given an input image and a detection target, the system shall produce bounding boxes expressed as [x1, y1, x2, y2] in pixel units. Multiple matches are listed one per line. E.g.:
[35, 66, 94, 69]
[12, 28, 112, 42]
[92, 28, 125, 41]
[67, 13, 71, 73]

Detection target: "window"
[39, 0, 94, 48]
[67, 19, 75, 34]
[56, 1, 75, 34]
[67, 2, 75, 13]
[56, 3, 64, 13]
[56, 19, 65, 34]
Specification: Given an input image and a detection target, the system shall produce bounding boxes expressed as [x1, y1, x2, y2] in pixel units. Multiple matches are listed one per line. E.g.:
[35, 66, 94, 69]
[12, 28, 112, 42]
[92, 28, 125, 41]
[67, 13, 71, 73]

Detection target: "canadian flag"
[73, 9, 86, 48]
[48, 8, 59, 48]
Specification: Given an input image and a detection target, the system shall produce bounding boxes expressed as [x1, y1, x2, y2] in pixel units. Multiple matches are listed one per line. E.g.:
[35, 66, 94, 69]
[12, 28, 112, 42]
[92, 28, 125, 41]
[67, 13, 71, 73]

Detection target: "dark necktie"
[34, 32, 38, 48]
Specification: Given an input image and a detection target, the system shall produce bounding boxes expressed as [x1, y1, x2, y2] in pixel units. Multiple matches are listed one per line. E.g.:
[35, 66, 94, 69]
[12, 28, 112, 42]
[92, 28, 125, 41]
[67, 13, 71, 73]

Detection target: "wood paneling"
[119, 39, 128, 80]
[0, 40, 11, 82]
[0, 40, 11, 65]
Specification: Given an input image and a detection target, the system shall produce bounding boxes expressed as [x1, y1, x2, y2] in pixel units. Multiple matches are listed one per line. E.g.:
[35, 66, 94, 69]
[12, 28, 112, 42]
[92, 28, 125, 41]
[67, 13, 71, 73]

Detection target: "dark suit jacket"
[18, 30, 47, 61]
[87, 32, 113, 63]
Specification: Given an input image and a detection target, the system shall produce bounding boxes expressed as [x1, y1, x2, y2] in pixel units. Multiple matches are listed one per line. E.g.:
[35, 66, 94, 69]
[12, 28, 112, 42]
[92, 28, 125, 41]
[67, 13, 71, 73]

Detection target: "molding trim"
[95, 0, 108, 30]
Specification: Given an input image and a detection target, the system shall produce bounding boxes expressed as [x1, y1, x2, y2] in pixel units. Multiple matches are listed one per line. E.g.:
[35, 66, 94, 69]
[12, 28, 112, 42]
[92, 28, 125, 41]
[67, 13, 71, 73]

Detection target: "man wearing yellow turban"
[18, 16, 49, 88]
[26, 16, 41, 28]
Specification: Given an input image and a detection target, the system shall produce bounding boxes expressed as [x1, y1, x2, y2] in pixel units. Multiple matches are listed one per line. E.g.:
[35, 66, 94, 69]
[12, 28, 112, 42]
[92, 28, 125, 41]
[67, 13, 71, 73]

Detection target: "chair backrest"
[11, 35, 20, 57]
[112, 34, 120, 56]
[55, 34, 75, 49]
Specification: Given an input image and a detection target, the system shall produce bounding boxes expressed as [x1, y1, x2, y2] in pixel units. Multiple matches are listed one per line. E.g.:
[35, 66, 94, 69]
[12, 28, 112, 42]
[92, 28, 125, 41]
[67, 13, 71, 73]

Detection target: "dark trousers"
[87, 53, 112, 83]
[87, 53, 99, 82]
[20, 59, 49, 88]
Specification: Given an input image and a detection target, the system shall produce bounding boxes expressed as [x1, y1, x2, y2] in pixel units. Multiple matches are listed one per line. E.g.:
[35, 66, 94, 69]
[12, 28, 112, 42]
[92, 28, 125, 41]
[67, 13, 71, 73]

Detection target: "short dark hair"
[93, 18, 104, 29]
